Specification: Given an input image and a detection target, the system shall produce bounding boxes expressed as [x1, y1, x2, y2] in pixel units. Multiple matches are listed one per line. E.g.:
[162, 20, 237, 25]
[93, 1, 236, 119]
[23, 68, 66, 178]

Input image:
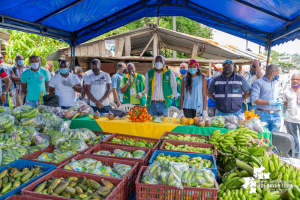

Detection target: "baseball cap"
[223, 60, 234, 66]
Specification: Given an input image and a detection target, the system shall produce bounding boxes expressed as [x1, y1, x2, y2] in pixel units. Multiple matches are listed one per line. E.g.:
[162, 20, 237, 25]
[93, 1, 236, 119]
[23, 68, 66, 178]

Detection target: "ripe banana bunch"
[209, 128, 259, 154]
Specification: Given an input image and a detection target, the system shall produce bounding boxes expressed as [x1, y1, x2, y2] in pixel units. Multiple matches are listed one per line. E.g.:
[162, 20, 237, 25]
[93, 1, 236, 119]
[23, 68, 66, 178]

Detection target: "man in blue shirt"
[111, 62, 126, 107]
[250, 64, 282, 131]
[208, 60, 250, 117]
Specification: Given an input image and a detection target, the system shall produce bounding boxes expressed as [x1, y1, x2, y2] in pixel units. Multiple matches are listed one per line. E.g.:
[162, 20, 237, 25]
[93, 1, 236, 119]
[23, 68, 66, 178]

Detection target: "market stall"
[67, 115, 272, 143]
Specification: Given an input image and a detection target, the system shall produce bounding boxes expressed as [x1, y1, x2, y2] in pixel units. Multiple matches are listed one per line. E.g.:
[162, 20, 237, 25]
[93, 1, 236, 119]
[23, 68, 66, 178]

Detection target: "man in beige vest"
[239, 59, 263, 113]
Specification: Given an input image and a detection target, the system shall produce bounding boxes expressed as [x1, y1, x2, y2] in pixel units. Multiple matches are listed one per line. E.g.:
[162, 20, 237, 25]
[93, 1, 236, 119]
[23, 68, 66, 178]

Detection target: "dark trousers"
[183, 108, 196, 118]
[61, 106, 72, 109]
[92, 105, 111, 113]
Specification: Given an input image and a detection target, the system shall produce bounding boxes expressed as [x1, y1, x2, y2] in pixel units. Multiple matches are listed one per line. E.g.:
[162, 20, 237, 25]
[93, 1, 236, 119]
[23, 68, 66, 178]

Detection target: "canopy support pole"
[70, 45, 75, 72]
[266, 45, 271, 66]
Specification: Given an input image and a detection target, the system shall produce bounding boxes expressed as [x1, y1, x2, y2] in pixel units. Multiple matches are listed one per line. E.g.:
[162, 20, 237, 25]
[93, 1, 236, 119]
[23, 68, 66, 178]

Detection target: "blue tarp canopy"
[1, 0, 300, 49]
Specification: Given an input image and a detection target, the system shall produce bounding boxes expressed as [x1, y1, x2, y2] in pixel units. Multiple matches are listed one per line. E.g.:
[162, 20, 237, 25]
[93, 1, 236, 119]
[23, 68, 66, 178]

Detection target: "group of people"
[1, 53, 300, 156]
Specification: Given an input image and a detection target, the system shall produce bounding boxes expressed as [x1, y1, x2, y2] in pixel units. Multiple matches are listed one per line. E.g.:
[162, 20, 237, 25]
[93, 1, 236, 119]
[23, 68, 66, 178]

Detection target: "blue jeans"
[25, 100, 43, 108]
[215, 109, 241, 117]
[92, 105, 111, 113]
[61, 106, 72, 109]
[1, 85, 9, 107]
[242, 102, 256, 113]
[148, 102, 169, 117]
[256, 109, 281, 132]
[285, 121, 300, 157]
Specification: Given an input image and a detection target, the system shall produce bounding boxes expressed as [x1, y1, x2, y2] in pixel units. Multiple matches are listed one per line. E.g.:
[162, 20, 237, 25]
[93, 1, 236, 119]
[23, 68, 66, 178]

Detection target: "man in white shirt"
[49, 60, 82, 109]
[283, 72, 300, 158]
[85, 59, 112, 113]
[144, 55, 177, 117]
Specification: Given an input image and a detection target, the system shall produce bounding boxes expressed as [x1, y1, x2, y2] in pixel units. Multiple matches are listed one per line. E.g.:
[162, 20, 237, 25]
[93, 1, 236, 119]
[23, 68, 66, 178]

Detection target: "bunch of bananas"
[154, 153, 213, 168]
[163, 134, 209, 143]
[12, 105, 39, 120]
[208, 128, 259, 153]
[163, 142, 214, 154]
[110, 138, 156, 148]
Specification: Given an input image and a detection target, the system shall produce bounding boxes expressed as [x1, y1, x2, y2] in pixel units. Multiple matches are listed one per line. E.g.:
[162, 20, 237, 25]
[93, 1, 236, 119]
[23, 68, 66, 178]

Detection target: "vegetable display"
[33, 176, 116, 199]
[163, 142, 214, 154]
[12, 105, 39, 120]
[163, 134, 209, 143]
[93, 149, 146, 159]
[109, 138, 156, 148]
[128, 106, 151, 122]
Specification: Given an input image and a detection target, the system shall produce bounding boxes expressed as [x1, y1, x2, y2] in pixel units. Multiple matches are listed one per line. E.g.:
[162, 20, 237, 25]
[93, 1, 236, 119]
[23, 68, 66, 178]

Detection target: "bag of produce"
[113, 149, 133, 158]
[0, 133, 21, 149]
[244, 117, 264, 133]
[93, 150, 114, 156]
[227, 115, 239, 125]
[113, 163, 132, 178]
[141, 161, 189, 189]
[0, 106, 11, 114]
[12, 105, 39, 120]
[40, 112, 61, 122]
[57, 139, 88, 152]
[133, 150, 146, 159]
[55, 110, 65, 118]
[71, 104, 93, 120]
[36, 152, 55, 162]
[20, 115, 47, 129]
[63, 158, 84, 171]
[182, 167, 215, 188]
[225, 122, 237, 129]
[53, 150, 76, 162]
[211, 116, 225, 128]
[76, 128, 97, 142]
[33, 132, 50, 150]
[64, 110, 75, 119]
[0, 113, 15, 132]
[78, 158, 98, 168]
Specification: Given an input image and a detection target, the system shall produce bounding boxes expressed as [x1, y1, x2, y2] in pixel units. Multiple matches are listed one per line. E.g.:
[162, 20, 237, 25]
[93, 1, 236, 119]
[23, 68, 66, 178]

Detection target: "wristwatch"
[2, 92, 7, 95]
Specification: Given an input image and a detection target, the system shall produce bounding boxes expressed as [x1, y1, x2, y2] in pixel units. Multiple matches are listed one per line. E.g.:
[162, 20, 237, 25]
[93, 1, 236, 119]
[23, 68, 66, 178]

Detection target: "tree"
[4, 30, 68, 66]
[264, 50, 279, 64]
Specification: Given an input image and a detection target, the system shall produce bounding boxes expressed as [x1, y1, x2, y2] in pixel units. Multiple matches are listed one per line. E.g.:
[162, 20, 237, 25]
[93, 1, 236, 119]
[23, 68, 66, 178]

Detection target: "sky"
[212, 29, 300, 55]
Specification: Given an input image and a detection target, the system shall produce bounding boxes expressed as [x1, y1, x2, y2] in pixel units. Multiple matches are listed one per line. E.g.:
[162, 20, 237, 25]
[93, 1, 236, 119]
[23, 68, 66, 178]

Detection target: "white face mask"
[214, 71, 220, 76]
[155, 62, 164, 70]
[30, 63, 39, 70]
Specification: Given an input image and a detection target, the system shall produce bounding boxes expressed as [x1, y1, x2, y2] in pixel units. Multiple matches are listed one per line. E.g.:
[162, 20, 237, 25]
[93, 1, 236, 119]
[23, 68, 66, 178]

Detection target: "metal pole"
[173, 16, 177, 58]
[266, 44, 271, 66]
[69, 45, 73, 72]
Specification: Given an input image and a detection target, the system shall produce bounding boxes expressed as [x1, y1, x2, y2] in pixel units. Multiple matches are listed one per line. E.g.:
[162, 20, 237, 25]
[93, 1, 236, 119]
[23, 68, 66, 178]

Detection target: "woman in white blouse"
[283, 72, 300, 158]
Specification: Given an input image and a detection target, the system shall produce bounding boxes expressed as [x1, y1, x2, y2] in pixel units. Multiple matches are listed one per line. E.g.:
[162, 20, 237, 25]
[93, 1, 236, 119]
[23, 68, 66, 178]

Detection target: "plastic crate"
[22, 169, 125, 200]
[84, 143, 152, 167]
[135, 166, 218, 200]
[22, 145, 91, 166]
[149, 150, 217, 179]
[102, 133, 160, 152]
[161, 132, 210, 142]
[160, 140, 217, 160]
[5, 195, 50, 200]
[0, 159, 56, 200]
[57, 154, 139, 200]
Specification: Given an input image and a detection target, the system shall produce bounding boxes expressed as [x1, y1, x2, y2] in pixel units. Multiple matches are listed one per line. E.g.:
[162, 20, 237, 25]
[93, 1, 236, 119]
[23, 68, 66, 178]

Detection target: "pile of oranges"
[128, 106, 151, 122]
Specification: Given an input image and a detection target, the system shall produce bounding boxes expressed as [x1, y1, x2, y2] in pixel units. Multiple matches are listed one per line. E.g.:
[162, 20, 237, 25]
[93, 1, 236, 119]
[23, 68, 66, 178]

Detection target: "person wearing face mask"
[282, 72, 300, 158]
[177, 60, 208, 118]
[250, 64, 282, 131]
[46, 61, 55, 78]
[120, 63, 146, 106]
[85, 59, 112, 113]
[10, 55, 30, 107]
[208, 60, 251, 117]
[144, 55, 177, 117]
[112, 62, 127, 107]
[49, 60, 82, 109]
[240, 59, 263, 113]
[206, 65, 222, 117]
[0, 54, 10, 107]
[21, 55, 50, 108]
[173, 63, 188, 108]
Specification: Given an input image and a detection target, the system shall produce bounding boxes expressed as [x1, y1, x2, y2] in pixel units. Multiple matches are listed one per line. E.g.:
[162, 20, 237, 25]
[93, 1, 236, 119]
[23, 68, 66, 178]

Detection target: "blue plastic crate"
[128, 190, 135, 200]
[149, 150, 217, 179]
[0, 159, 56, 200]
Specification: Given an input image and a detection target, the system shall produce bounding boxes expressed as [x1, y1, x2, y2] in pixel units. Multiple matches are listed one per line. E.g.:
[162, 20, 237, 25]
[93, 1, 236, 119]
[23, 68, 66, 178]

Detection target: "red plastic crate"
[161, 132, 210, 142]
[21, 145, 91, 166]
[21, 169, 124, 200]
[57, 154, 138, 200]
[5, 195, 50, 200]
[160, 140, 217, 160]
[102, 133, 160, 152]
[84, 143, 152, 167]
[136, 166, 218, 200]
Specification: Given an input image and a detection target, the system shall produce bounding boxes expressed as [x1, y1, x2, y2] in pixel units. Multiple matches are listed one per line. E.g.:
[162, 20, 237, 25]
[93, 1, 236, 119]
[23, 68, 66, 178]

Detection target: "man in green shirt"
[120, 63, 146, 105]
[21, 55, 50, 108]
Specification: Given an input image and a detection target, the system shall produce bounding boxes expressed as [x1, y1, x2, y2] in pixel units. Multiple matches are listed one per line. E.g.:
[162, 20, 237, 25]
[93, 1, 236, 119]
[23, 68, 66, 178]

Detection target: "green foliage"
[4, 30, 67, 66]
[278, 61, 294, 69]
[264, 50, 279, 63]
